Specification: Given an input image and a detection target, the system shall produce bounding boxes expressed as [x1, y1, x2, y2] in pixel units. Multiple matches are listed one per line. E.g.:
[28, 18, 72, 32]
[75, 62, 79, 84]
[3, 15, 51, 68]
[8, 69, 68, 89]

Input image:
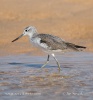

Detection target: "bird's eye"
[25, 29, 28, 32]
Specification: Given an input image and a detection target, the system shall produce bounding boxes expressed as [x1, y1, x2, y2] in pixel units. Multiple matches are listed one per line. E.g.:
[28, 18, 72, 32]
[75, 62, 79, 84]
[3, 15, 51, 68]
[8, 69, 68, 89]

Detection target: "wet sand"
[0, 52, 93, 100]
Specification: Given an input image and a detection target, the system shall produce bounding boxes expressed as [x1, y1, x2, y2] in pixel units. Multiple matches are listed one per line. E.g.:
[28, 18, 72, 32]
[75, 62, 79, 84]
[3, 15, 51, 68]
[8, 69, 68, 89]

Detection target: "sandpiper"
[12, 26, 86, 72]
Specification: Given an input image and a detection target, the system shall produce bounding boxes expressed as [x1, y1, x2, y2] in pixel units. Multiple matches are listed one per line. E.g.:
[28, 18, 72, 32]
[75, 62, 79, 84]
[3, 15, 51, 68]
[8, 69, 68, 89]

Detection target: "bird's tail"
[66, 42, 86, 51]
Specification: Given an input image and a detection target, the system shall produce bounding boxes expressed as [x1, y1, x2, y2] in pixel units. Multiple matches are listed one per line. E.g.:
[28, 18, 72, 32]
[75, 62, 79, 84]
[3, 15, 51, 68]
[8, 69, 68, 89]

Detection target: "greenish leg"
[51, 54, 61, 72]
[41, 55, 50, 68]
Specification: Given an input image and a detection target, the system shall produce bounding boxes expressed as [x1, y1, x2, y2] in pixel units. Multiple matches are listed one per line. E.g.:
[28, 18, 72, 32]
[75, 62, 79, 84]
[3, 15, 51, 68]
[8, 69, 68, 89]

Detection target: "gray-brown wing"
[33, 34, 67, 50]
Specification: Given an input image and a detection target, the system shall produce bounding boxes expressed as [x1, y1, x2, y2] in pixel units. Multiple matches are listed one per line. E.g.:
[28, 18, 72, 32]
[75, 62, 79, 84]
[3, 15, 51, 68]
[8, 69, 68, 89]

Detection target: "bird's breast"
[30, 37, 49, 50]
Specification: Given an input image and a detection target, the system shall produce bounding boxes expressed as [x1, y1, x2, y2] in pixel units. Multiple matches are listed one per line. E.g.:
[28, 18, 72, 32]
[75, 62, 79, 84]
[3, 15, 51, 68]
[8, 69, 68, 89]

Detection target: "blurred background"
[0, 0, 93, 56]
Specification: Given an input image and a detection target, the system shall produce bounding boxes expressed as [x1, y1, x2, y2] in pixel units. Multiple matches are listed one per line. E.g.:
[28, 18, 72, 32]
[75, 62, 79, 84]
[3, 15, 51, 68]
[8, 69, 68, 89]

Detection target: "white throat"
[26, 32, 38, 39]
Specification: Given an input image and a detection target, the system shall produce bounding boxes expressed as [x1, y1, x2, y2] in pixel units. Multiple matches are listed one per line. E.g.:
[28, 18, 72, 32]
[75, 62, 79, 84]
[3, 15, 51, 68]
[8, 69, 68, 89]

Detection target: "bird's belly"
[44, 49, 63, 53]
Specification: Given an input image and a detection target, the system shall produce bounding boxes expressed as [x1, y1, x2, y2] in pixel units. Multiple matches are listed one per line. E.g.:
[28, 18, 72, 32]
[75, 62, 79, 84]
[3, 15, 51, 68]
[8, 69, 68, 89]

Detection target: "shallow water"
[0, 52, 93, 100]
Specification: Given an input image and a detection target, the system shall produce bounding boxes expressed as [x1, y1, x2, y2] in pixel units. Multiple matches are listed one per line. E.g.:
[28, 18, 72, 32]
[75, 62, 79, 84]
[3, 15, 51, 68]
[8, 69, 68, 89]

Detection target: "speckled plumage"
[32, 34, 67, 50]
[31, 33, 86, 52]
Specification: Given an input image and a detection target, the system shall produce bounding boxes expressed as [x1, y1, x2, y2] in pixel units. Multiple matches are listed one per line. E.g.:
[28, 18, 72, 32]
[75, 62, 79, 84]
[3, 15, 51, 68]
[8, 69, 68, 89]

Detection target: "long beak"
[12, 34, 24, 42]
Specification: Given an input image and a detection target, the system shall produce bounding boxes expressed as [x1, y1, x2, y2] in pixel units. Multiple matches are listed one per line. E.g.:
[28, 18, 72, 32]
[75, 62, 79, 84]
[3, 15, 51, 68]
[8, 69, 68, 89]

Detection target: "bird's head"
[12, 26, 37, 42]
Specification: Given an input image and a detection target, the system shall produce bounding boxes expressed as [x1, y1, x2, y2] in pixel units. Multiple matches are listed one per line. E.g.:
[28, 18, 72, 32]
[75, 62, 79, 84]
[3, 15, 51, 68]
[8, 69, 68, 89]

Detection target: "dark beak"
[12, 34, 24, 42]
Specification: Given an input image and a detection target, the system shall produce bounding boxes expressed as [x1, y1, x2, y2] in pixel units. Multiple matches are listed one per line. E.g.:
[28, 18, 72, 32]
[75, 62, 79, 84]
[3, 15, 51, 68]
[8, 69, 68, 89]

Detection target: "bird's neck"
[28, 32, 38, 38]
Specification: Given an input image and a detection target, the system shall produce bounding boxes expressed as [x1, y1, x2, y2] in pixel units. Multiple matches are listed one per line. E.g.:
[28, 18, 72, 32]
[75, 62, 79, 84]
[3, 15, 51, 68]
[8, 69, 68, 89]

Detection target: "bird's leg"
[51, 54, 61, 72]
[41, 55, 50, 68]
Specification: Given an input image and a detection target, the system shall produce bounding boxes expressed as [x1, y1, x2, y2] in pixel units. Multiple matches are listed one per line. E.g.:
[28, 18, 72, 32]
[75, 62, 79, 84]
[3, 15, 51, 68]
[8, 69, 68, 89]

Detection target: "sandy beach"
[0, 0, 93, 56]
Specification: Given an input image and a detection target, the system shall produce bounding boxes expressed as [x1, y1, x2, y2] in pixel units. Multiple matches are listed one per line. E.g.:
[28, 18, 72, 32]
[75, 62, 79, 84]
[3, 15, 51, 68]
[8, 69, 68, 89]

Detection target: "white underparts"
[31, 37, 48, 49]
